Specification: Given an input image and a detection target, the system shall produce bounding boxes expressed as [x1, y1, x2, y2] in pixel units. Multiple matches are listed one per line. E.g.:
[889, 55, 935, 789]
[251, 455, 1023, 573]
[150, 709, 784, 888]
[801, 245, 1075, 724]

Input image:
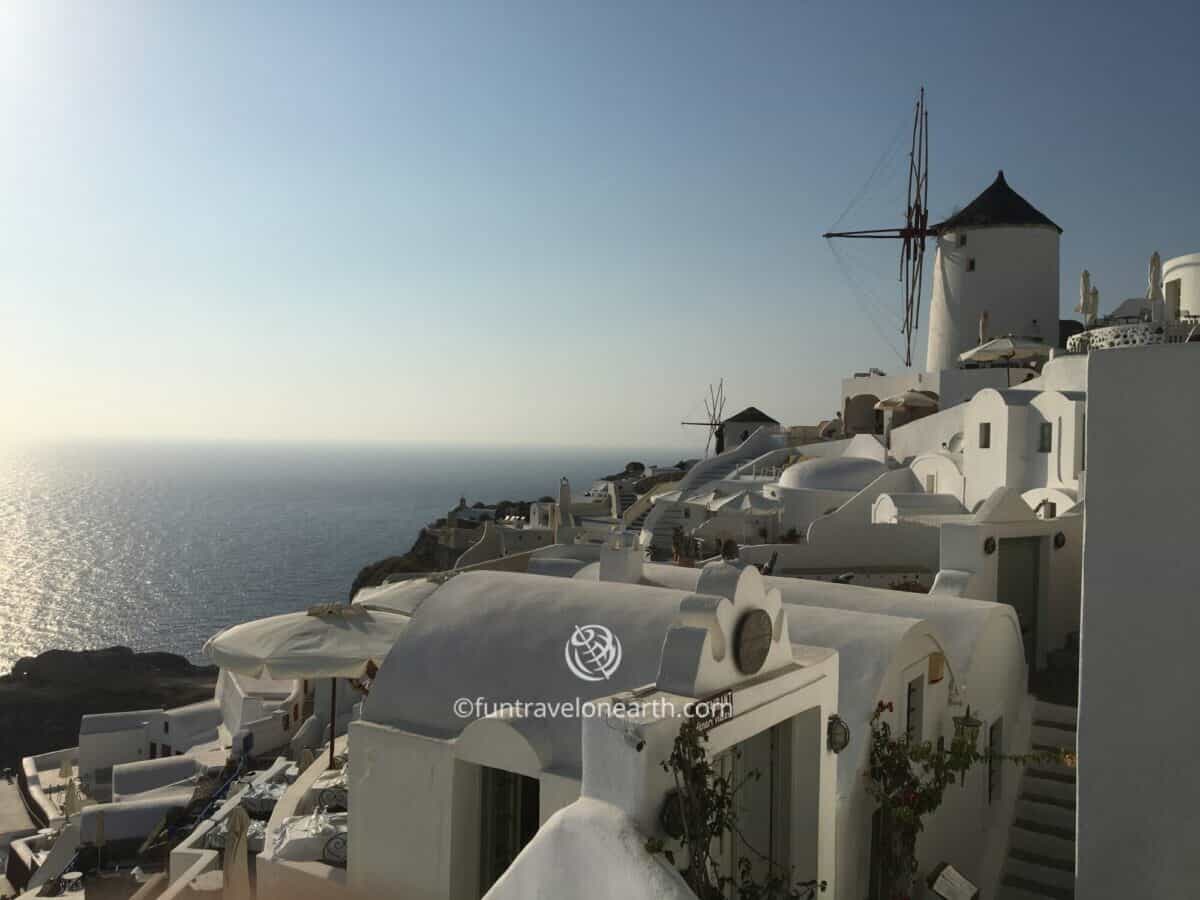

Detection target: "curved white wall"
[926, 226, 1060, 373]
[1162, 252, 1200, 317]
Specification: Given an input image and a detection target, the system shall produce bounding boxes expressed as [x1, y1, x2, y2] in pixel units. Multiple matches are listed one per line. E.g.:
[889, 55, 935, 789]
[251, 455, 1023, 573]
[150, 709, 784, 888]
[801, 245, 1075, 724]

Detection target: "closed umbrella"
[203, 604, 409, 768]
[62, 778, 81, 819]
[223, 806, 252, 900]
[93, 809, 106, 872]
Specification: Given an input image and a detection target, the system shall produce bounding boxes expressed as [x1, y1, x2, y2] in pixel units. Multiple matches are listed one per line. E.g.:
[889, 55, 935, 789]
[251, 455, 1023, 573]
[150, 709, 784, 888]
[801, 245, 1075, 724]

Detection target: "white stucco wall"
[961, 388, 1084, 511]
[938, 512, 1082, 669]
[1077, 343, 1200, 899]
[925, 225, 1059, 373]
[1162, 252, 1200, 317]
[888, 405, 966, 463]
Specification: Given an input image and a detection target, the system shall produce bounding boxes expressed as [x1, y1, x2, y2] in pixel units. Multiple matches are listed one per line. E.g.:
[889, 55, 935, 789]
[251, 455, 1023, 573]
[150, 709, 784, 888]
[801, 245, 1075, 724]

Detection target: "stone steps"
[1000, 703, 1077, 900]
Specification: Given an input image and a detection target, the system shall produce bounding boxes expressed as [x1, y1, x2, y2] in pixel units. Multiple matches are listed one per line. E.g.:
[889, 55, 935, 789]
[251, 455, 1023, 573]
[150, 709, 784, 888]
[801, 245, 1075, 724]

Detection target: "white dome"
[777, 456, 887, 492]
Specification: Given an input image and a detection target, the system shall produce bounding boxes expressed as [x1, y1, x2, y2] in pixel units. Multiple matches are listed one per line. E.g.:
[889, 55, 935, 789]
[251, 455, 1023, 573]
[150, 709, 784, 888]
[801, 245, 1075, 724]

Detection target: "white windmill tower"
[924, 171, 1062, 372]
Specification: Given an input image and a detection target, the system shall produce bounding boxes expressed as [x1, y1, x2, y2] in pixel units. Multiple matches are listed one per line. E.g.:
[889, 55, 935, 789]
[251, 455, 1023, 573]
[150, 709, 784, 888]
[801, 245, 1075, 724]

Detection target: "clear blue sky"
[3, 1, 1196, 448]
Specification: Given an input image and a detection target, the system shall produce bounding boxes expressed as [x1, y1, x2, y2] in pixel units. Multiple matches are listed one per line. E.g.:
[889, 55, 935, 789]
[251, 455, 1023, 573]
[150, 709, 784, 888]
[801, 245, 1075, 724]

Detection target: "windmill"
[824, 87, 932, 367]
[681, 380, 727, 457]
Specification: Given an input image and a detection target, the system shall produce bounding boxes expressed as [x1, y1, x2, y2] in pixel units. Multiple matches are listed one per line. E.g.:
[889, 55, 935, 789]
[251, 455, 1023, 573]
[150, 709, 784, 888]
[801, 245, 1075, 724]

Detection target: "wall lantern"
[1054, 531, 1066, 549]
[952, 705, 983, 749]
[827, 714, 851, 753]
[983, 537, 996, 555]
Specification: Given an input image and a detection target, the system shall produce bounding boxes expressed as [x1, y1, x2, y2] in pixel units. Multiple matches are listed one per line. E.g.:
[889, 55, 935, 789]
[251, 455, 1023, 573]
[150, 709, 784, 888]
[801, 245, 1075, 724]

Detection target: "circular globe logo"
[565, 624, 622, 682]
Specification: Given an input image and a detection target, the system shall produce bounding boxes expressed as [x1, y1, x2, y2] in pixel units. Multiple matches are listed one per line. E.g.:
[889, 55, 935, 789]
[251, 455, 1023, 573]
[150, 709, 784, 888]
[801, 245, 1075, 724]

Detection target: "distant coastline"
[0, 441, 693, 673]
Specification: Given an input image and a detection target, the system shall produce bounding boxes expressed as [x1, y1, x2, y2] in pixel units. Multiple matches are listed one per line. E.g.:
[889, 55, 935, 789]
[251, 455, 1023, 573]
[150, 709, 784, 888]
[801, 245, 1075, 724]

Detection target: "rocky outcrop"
[0, 647, 217, 768]
[348, 528, 443, 599]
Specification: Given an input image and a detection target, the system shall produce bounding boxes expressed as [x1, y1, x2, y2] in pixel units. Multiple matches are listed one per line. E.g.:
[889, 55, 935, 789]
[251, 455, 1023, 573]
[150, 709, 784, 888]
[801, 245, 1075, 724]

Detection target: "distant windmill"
[681, 379, 727, 457]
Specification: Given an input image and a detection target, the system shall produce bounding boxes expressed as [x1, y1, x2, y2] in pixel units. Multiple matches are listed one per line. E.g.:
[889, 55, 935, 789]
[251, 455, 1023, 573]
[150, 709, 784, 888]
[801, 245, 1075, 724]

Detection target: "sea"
[0, 441, 693, 675]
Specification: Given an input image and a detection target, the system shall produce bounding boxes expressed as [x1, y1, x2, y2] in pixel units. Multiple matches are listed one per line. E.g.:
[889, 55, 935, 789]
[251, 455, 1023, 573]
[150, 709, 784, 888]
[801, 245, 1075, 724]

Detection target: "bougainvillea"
[865, 700, 1063, 899]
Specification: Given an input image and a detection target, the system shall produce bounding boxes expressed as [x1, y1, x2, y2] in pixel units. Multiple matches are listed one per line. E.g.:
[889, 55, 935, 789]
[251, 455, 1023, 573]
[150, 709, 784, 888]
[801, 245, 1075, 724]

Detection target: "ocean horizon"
[0, 439, 695, 674]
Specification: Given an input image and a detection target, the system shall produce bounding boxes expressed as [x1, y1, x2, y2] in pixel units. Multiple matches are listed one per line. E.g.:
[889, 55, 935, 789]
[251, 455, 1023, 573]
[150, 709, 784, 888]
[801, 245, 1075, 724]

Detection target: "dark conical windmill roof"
[935, 170, 1061, 234]
[724, 406, 779, 425]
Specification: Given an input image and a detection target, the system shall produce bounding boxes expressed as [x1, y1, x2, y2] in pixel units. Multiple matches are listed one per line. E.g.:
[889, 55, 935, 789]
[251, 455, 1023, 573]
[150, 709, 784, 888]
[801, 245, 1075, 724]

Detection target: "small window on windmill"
[957, 234, 968, 248]
[967, 258, 976, 272]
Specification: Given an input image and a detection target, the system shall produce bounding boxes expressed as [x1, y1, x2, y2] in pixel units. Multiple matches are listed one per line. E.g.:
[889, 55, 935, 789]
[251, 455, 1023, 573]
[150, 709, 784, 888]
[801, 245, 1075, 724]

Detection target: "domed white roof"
[777, 456, 886, 492]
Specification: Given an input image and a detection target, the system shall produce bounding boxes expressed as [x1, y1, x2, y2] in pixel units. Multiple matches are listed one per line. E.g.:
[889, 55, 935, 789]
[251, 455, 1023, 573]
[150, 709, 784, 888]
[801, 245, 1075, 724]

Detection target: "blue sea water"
[0, 441, 693, 674]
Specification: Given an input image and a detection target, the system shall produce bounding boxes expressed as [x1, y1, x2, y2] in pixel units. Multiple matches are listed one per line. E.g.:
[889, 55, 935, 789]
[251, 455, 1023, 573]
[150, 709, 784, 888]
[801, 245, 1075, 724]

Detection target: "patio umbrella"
[959, 335, 1052, 386]
[203, 604, 409, 767]
[873, 390, 939, 411]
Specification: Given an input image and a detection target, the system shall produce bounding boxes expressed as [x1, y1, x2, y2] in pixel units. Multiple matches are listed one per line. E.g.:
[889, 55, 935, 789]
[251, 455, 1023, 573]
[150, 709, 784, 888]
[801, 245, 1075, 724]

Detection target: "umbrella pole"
[329, 678, 337, 770]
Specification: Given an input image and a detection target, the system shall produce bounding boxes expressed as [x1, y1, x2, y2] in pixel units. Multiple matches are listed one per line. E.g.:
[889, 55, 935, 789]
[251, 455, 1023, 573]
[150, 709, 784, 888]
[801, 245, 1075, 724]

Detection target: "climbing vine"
[645, 718, 826, 900]
[866, 701, 1065, 899]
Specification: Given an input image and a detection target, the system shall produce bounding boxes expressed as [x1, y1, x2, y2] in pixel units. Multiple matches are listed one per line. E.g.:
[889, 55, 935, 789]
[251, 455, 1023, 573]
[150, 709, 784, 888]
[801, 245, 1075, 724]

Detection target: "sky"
[2, 1, 1198, 449]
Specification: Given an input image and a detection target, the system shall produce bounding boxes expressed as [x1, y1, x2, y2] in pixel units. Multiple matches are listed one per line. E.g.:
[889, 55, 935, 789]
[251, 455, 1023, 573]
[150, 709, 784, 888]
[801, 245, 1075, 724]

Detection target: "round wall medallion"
[734, 609, 773, 675]
[983, 537, 996, 555]
[1054, 531, 1066, 549]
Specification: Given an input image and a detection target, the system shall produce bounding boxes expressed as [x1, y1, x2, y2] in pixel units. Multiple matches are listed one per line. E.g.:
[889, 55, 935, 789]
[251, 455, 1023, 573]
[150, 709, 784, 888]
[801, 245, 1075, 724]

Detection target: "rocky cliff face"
[347, 527, 443, 600]
[0, 646, 217, 768]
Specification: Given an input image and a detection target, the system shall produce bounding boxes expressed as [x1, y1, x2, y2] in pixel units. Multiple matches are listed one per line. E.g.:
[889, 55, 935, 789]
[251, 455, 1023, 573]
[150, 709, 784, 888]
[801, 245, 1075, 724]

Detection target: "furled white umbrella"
[62, 778, 81, 819]
[93, 808, 106, 872]
[1147, 251, 1163, 302]
[1075, 270, 1097, 325]
[223, 806, 252, 900]
[873, 390, 939, 411]
[203, 604, 409, 767]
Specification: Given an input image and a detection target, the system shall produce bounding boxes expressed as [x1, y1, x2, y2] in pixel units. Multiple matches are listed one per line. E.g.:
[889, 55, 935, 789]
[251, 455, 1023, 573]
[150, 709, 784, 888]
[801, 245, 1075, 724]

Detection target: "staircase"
[627, 505, 652, 533]
[646, 504, 688, 561]
[616, 485, 638, 516]
[640, 427, 786, 559]
[1000, 701, 1077, 899]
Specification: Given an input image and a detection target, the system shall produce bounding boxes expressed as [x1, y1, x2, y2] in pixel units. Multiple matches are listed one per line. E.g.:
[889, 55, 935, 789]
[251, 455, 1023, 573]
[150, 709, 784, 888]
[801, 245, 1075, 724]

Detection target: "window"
[162, 744, 172, 757]
[164, 721, 169, 734]
[957, 234, 968, 248]
[905, 675, 924, 744]
[988, 719, 1003, 804]
[1038, 422, 1053, 453]
[149, 742, 158, 760]
[979, 422, 991, 449]
[967, 258, 976, 272]
[925, 473, 937, 493]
